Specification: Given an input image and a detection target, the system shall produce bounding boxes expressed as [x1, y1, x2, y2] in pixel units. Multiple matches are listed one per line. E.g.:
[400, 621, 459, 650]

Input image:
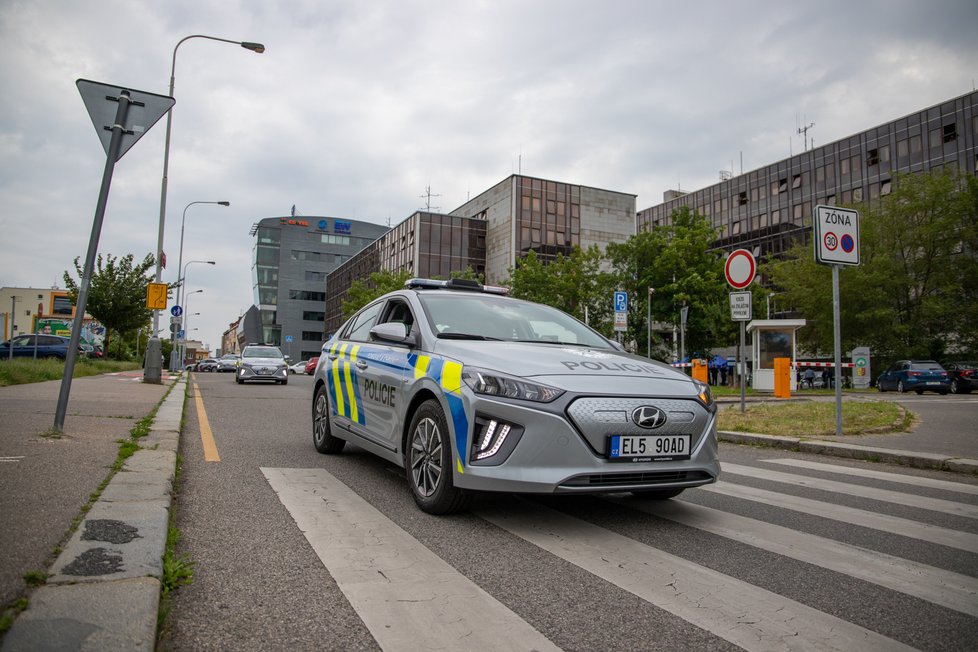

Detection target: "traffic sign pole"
[725, 249, 756, 413]
[832, 265, 843, 436]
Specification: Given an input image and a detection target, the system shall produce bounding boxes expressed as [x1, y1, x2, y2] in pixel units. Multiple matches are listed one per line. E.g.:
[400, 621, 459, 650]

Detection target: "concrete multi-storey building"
[323, 174, 636, 334]
[244, 216, 389, 361]
[637, 90, 978, 272]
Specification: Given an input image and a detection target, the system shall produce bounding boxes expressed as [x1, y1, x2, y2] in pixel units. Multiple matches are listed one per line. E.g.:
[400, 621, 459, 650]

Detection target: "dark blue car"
[0, 334, 79, 360]
[877, 360, 950, 395]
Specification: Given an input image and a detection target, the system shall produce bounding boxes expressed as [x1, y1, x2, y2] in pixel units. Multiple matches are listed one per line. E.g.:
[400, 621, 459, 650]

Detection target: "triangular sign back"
[77, 79, 175, 162]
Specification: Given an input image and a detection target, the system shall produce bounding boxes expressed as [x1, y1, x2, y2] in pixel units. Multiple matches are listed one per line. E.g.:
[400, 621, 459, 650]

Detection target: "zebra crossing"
[262, 458, 978, 651]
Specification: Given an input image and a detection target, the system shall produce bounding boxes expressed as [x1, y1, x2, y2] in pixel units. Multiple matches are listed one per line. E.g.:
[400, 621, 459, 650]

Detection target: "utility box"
[773, 357, 792, 398]
[692, 358, 709, 383]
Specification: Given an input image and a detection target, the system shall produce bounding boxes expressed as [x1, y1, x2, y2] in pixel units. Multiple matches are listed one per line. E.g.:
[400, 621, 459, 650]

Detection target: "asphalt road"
[159, 372, 978, 651]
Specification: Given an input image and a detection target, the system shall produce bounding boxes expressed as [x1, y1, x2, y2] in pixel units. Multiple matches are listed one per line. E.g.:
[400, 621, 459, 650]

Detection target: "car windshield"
[955, 362, 978, 370]
[911, 362, 943, 370]
[244, 347, 282, 359]
[418, 293, 611, 348]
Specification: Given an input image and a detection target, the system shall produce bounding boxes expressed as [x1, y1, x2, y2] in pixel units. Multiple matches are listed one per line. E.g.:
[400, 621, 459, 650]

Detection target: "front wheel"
[312, 384, 345, 453]
[897, 380, 907, 393]
[406, 400, 472, 515]
[951, 380, 961, 394]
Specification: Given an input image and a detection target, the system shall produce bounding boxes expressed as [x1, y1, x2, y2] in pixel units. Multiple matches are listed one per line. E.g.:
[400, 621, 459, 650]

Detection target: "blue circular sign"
[841, 234, 855, 253]
[170, 305, 183, 317]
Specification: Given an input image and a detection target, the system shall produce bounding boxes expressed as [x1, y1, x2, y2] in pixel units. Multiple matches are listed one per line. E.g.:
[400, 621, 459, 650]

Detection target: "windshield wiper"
[436, 332, 503, 341]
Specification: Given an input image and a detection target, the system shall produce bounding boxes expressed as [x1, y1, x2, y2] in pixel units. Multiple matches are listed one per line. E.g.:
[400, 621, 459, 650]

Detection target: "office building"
[323, 174, 636, 333]
[637, 89, 978, 265]
[244, 216, 389, 361]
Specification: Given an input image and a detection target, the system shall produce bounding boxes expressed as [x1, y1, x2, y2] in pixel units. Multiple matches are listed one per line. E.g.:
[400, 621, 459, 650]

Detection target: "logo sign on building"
[724, 249, 756, 289]
[814, 205, 860, 266]
[729, 291, 752, 321]
[334, 220, 352, 234]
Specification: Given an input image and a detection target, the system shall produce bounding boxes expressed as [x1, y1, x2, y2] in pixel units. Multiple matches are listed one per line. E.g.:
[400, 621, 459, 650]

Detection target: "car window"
[911, 362, 943, 370]
[378, 300, 415, 335]
[244, 347, 283, 358]
[346, 301, 384, 342]
[11, 335, 32, 346]
[418, 293, 611, 347]
[41, 336, 65, 345]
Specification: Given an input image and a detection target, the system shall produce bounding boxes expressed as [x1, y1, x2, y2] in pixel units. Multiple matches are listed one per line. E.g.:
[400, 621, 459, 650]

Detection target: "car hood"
[242, 357, 285, 366]
[430, 340, 697, 395]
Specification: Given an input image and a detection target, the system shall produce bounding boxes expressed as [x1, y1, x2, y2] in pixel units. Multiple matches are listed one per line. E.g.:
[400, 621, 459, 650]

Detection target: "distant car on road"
[0, 334, 81, 360]
[304, 356, 319, 375]
[196, 358, 218, 372]
[877, 360, 950, 394]
[945, 361, 978, 394]
[217, 353, 240, 372]
[236, 344, 288, 385]
[289, 360, 306, 374]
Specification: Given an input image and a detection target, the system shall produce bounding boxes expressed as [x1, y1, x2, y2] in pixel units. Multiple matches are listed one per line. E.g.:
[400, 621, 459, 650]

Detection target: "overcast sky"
[1, 0, 976, 352]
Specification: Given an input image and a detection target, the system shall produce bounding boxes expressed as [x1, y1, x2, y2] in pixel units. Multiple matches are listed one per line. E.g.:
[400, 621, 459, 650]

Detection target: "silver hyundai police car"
[311, 278, 719, 514]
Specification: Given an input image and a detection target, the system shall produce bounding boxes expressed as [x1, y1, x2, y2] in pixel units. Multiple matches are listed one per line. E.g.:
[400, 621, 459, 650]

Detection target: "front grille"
[560, 469, 713, 488]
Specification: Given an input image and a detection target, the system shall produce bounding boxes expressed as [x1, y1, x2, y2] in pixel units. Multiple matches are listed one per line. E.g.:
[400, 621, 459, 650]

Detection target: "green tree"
[605, 206, 730, 359]
[764, 169, 978, 361]
[341, 269, 414, 319]
[62, 253, 156, 358]
[506, 246, 613, 333]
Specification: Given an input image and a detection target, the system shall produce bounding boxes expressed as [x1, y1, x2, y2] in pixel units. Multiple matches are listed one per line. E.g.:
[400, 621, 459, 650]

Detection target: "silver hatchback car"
[311, 278, 719, 514]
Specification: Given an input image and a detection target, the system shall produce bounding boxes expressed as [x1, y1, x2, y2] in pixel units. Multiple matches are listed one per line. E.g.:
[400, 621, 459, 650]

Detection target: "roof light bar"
[404, 277, 509, 295]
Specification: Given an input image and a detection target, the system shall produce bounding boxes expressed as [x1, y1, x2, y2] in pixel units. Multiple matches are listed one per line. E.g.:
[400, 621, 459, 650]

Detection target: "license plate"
[926, 381, 939, 385]
[608, 434, 691, 462]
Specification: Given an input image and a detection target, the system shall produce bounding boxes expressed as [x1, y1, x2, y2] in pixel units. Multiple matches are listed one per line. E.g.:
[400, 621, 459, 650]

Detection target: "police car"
[311, 278, 719, 514]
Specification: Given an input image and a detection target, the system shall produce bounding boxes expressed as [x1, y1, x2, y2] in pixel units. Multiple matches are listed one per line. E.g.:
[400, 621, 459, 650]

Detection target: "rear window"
[910, 362, 943, 370]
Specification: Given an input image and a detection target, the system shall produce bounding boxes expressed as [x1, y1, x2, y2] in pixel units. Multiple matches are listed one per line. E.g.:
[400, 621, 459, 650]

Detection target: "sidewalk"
[1, 377, 975, 651]
[1, 371, 185, 651]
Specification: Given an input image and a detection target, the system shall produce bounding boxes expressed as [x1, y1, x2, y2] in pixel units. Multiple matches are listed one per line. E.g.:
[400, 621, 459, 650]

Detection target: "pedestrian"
[803, 367, 815, 389]
[822, 368, 832, 389]
[720, 364, 728, 386]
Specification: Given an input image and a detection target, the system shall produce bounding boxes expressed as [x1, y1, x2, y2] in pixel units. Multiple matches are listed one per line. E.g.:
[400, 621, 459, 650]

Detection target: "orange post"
[692, 358, 709, 383]
[773, 357, 791, 398]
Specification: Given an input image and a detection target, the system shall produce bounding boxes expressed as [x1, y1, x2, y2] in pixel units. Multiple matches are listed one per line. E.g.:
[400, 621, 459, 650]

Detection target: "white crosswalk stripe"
[264, 459, 978, 651]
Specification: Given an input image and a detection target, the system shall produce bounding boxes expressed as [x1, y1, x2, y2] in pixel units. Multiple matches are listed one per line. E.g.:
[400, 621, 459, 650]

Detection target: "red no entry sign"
[725, 249, 756, 289]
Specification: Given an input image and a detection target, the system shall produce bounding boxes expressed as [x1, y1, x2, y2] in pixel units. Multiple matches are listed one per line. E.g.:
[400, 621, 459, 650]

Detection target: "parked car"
[876, 360, 950, 394]
[304, 356, 320, 375]
[235, 344, 288, 385]
[216, 353, 240, 372]
[0, 334, 81, 360]
[311, 277, 718, 515]
[945, 361, 978, 395]
[289, 360, 306, 374]
[196, 358, 219, 372]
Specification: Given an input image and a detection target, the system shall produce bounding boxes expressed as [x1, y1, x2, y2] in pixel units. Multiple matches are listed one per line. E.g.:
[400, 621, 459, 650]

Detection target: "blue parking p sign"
[614, 291, 627, 312]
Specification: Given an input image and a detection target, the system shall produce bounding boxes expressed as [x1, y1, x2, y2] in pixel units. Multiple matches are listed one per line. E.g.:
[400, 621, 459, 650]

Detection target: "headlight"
[462, 367, 564, 403]
[693, 379, 716, 413]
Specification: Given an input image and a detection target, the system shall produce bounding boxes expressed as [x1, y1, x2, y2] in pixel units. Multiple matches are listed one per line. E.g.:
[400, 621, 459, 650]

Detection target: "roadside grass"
[157, 454, 194, 639]
[718, 400, 910, 437]
[0, 358, 141, 387]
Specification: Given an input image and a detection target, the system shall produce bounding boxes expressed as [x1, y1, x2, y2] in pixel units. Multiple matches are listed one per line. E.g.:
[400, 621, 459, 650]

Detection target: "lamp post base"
[144, 337, 163, 384]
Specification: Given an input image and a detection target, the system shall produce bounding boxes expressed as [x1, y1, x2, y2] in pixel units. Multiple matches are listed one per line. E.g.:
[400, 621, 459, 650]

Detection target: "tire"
[236, 376, 243, 384]
[282, 377, 288, 385]
[631, 488, 685, 499]
[951, 380, 960, 394]
[877, 384, 886, 392]
[406, 399, 472, 515]
[312, 384, 345, 453]
[897, 380, 907, 393]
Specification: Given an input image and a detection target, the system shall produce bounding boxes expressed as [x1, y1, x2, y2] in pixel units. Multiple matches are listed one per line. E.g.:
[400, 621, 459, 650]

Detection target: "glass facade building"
[247, 216, 389, 361]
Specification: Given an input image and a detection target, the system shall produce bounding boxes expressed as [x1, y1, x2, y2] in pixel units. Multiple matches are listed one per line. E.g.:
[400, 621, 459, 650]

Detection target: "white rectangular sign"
[814, 205, 860, 266]
[613, 311, 627, 332]
[729, 291, 752, 321]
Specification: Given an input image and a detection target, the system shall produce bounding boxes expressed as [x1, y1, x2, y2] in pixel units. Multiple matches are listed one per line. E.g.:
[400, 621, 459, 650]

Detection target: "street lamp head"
[206, 261, 216, 265]
[241, 41, 265, 53]
[218, 201, 230, 206]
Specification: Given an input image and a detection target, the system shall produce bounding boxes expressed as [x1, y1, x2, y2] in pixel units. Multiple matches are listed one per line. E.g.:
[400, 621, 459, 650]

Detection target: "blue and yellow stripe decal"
[410, 353, 469, 473]
[326, 343, 365, 425]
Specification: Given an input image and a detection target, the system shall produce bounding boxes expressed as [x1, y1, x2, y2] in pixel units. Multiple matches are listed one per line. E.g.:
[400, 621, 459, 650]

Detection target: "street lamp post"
[172, 260, 214, 369]
[179, 290, 203, 367]
[646, 287, 655, 359]
[168, 200, 228, 370]
[146, 34, 264, 383]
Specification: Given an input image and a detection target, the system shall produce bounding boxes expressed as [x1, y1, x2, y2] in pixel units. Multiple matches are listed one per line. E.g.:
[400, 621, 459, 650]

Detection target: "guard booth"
[746, 319, 806, 392]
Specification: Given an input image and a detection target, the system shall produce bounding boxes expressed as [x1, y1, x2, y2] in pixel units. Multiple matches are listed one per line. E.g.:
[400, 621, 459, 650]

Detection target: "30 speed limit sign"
[814, 205, 859, 266]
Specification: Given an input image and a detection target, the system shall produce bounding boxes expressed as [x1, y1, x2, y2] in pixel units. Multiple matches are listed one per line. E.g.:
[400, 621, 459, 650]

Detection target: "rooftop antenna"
[420, 185, 441, 212]
[798, 118, 815, 152]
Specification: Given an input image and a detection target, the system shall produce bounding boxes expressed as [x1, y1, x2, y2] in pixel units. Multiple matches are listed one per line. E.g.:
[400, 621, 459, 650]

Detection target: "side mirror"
[370, 322, 417, 347]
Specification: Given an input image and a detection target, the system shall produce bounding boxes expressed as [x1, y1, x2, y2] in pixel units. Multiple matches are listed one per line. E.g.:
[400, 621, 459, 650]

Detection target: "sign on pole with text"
[729, 292, 752, 321]
[814, 205, 860, 266]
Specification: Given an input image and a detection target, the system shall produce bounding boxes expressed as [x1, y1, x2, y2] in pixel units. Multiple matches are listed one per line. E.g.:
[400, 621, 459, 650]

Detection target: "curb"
[719, 430, 978, 475]
[2, 374, 187, 652]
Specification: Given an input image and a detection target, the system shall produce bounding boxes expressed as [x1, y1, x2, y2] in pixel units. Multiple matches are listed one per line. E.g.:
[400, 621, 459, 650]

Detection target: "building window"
[778, 178, 788, 193]
[304, 270, 327, 282]
[929, 128, 942, 149]
[301, 331, 322, 341]
[302, 311, 325, 321]
[943, 123, 957, 143]
[289, 290, 326, 302]
[881, 180, 892, 195]
[897, 139, 909, 158]
[792, 174, 802, 189]
[841, 158, 850, 176]
[910, 134, 922, 153]
[866, 148, 880, 166]
[738, 191, 748, 206]
[853, 187, 863, 202]
[880, 145, 890, 162]
[816, 166, 825, 183]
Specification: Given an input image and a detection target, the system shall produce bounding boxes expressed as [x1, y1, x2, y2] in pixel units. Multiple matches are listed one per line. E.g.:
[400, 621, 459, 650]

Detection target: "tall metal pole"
[55, 90, 133, 432]
[832, 265, 843, 436]
[148, 35, 264, 380]
[646, 287, 654, 358]
[739, 321, 746, 413]
[8, 296, 16, 360]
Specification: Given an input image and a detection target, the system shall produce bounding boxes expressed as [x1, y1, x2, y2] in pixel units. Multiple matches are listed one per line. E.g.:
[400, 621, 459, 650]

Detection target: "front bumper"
[451, 393, 720, 494]
[237, 366, 288, 382]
